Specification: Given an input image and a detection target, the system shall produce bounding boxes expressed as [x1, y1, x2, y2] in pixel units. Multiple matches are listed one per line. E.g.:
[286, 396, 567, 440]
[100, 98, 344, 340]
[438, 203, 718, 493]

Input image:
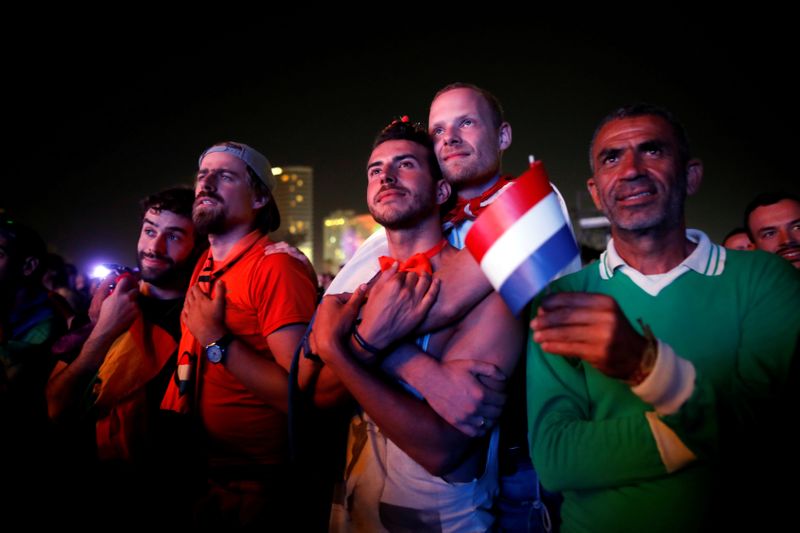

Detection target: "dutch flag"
[465, 160, 580, 315]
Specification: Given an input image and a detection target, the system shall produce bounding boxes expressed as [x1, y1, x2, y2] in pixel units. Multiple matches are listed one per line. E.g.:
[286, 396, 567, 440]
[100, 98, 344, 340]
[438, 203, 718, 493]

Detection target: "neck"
[457, 172, 501, 201]
[142, 280, 184, 300]
[208, 224, 255, 262]
[611, 222, 696, 274]
[385, 216, 444, 262]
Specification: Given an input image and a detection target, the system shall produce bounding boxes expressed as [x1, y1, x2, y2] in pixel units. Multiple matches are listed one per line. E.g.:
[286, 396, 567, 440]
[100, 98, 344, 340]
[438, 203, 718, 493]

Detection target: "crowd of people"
[1, 83, 798, 532]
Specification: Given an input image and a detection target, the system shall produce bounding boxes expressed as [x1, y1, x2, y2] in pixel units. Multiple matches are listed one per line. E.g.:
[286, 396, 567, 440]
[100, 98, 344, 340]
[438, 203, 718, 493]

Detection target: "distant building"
[322, 210, 381, 274]
[271, 166, 313, 261]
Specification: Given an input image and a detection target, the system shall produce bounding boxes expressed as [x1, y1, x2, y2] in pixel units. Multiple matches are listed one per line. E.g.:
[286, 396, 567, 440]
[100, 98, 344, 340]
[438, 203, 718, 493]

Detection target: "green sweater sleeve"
[527, 334, 668, 492]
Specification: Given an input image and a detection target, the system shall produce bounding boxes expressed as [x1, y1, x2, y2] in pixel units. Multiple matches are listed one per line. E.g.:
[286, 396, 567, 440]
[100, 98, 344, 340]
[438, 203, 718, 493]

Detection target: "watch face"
[206, 344, 223, 364]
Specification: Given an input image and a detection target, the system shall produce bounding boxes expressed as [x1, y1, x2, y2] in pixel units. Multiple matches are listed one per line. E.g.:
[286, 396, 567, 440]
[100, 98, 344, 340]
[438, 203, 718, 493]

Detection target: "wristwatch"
[205, 333, 235, 364]
[627, 319, 658, 385]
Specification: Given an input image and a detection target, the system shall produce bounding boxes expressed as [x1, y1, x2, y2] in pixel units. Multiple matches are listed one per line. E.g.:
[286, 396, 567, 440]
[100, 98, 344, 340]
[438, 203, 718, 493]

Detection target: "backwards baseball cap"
[198, 141, 276, 191]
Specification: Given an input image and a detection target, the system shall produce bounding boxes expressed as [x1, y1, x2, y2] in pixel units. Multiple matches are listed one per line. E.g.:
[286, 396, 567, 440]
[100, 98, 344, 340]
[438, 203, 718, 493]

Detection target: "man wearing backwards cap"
[161, 141, 317, 528]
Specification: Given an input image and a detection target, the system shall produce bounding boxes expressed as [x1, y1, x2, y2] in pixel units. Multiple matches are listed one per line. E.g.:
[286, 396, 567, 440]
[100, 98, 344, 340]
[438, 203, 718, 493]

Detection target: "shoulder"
[254, 250, 316, 287]
[724, 249, 800, 288]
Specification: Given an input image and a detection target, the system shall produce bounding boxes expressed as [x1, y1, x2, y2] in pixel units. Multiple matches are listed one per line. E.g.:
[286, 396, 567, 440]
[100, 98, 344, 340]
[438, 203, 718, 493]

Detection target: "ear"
[435, 179, 452, 206]
[252, 192, 268, 210]
[498, 122, 512, 151]
[22, 256, 39, 277]
[587, 177, 603, 210]
[685, 158, 703, 196]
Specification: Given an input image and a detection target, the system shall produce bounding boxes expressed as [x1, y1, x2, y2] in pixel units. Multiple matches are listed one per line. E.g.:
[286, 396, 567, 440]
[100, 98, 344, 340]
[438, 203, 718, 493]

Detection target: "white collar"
[598, 229, 726, 295]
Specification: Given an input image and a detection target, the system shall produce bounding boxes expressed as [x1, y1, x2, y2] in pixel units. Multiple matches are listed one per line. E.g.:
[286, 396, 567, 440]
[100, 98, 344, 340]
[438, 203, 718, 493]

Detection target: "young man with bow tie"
[311, 119, 522, 532]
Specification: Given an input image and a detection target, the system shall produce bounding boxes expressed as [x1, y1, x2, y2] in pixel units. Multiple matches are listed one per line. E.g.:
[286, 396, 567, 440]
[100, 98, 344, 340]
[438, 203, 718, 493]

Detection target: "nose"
[618, 152, 645, 180]
[777, 227, 797, 247]
[197, 172, 218, 191]
[442, 126, 461, 146]
[380, 168, 397, 185]
[151, 233, 168, 255]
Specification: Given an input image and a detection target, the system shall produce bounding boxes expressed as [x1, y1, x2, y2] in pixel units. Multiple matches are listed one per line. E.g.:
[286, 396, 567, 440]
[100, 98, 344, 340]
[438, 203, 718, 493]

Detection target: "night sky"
[5, 19, 796, 274]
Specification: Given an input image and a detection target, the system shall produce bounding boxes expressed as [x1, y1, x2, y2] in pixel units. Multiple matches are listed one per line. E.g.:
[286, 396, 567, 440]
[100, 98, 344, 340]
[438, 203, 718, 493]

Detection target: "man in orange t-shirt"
[164, 141, 316, 528]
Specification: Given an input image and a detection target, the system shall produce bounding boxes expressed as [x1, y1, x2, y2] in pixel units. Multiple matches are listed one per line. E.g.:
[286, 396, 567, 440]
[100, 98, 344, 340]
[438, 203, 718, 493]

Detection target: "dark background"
[4, 17, 796, 273]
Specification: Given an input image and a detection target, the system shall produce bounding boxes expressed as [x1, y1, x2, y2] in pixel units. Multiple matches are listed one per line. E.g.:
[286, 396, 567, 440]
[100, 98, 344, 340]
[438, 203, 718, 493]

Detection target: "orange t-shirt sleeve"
[249, 253, 317, 339]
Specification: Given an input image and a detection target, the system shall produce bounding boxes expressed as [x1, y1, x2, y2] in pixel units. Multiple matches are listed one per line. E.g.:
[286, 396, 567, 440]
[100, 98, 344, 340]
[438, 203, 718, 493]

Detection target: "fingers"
[537, 339, 594, 359]
[330, 292, 352, 305]
[454, 422, 481, 438]
[409, 270, 430, 297]
[456, 414, 497, 437]
[344, 284, 368, 316]
[534, 323, 605, 346]
[474, 375, 506, 393]
[464, 359, 506, 382]
[531, 306, 608, 332]
[412, 276, 439, 317]
[375, 262, 398, 286]
[475, 386, 507, 408]
[539, 292, 617, 312]
[115, 274, 137, 294]
[471, 414, 494, 430]
[214, 280, 227, 302]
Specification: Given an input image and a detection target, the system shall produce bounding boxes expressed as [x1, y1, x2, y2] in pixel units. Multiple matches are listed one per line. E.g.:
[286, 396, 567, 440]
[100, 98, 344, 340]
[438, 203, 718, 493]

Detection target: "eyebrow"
[367, 153, 420, 170]
[197, 167, 239, 175]
[758, 218, 800, 231]
[639, 140, 667, 152]
[430, 114, 471, 129]
[143, 217, 188, 235]
[596, 139, 669, 161]
[596, 147, 621, 162]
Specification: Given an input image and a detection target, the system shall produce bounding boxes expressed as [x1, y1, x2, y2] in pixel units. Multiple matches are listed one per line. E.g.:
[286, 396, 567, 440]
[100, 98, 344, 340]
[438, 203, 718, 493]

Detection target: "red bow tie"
[379, 239, 447, 275]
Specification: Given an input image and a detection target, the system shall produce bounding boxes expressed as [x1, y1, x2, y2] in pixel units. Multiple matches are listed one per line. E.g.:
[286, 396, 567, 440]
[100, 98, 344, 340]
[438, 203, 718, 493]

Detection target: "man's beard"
[193, 202, 226, 236]
[441, 158, 499, 196]
[604, 175, 686, 234]
[371, 187, 436, 230]
[137, 252, 192, 289]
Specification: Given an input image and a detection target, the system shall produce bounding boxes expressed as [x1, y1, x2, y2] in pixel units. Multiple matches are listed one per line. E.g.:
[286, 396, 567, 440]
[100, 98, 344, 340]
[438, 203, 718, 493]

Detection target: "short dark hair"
[373, 118, 444, 184]
[722, 227, 750, 244]
[743, 191, 800, 238]
[140, 187, 195, 220]
[590, 103, 691, 171]
[432, 82, 505, 129]
[0, 219, 47, 281]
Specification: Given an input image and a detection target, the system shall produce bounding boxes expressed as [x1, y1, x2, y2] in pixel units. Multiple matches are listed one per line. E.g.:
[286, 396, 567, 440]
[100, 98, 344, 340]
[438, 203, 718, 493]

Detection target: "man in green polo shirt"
[527, 104, 800, 532]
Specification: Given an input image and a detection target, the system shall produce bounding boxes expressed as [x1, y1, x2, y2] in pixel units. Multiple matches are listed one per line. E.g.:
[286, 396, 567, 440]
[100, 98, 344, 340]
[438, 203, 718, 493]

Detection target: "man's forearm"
[326, 342, 473, 476]
[418, 248, 492, 332]
[381, 342, 507, 437]
[381, 342, 438, 391]
[46, 328, 117, 421]
[223, 338, 291, 413]
[299, 357, 351, 408]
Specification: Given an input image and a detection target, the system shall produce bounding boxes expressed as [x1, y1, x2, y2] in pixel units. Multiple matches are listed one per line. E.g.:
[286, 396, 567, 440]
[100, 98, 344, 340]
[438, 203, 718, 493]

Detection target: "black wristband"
[352, 325, 384, 356]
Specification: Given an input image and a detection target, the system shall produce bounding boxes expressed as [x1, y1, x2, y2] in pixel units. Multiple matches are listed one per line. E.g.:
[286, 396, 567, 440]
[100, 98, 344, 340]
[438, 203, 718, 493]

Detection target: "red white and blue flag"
[465, 161, 580, 315]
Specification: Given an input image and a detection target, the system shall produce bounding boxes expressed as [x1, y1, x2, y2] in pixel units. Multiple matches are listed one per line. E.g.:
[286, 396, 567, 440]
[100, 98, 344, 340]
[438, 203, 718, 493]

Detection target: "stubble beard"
[371, 191, 436, 231]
